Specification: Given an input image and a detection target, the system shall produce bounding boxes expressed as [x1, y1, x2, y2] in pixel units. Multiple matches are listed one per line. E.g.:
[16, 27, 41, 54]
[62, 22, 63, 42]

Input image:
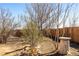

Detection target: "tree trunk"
[2, 35, 7, 43]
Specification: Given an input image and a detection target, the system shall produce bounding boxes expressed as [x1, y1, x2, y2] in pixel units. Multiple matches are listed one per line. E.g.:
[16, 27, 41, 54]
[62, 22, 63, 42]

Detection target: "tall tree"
[60, 4, 73, 36]
[0, 8, 20, 43]
[53, 4, 73, 37]
[25, 3, 56, 30]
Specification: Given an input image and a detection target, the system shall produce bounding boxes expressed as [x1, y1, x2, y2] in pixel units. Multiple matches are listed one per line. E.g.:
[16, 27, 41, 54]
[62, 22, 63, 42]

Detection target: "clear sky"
[0, 3, 26, 17]
[0, 3, 78, 18]
[0, 3, 79, 28]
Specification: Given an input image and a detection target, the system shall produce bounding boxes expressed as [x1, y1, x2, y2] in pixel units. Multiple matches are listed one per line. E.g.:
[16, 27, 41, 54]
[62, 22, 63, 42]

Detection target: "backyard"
[0, 3, 79, 56]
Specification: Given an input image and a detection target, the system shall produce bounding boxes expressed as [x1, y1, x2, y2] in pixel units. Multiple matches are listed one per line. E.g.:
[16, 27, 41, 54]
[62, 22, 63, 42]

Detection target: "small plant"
[22, 20, 43, 55]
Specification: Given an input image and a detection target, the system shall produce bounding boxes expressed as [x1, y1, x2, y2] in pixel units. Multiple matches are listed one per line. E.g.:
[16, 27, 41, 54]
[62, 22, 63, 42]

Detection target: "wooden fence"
[44, 27, 79, 43]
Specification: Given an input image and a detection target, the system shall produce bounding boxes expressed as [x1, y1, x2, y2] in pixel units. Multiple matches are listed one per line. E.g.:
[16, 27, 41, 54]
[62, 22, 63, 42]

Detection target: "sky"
[0, 3, 26, 17]
[0, 3, 79, 29]
[0, 3, 27, 29]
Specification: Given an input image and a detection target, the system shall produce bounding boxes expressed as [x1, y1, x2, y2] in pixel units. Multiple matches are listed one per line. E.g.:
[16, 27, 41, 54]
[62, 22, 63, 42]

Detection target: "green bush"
[22, 21, 43, 47]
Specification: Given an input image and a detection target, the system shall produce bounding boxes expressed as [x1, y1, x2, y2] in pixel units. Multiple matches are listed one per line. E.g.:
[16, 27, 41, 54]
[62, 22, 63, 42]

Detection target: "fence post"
[58, 37, 71, 55]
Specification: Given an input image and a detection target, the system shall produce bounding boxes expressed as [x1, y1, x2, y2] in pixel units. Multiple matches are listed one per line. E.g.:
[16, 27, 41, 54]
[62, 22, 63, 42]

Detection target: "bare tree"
[23, 3, 73, 43]
[0, 8, 20, 43]
[25, 3, 56, 31]
[21, 3, 73, 52]
[53, 4, 73, 37]
[69, 12, 78, 27]
[60, 4, 73, 37]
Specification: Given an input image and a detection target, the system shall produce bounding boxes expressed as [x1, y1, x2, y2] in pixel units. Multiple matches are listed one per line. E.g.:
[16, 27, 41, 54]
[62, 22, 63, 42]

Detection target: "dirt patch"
[36, 37, 57, 54]
[0, 42, 27, 56]
[0, 37, 57, 56]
